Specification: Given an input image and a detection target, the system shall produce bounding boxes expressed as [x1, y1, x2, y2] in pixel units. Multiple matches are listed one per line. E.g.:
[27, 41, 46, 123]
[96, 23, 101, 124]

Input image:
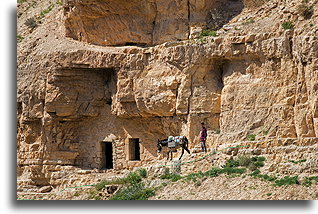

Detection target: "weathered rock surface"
[17, 0, 317, 198]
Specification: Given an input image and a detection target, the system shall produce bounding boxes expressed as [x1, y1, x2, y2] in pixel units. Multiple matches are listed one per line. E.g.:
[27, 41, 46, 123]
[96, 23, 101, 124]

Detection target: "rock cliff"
[17, 0, 317, 194]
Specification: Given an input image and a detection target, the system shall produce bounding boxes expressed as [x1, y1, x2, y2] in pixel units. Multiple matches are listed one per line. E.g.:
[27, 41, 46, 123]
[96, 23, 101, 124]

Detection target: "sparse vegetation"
[214, 129, 220, 134]
[109, 183, 156, 200]
[200, 29, 217, 37]
[39, 3, 55, 19]
[242, 18, 255, 25]
[17, 0, 27, 4]
[302, 176, 318, 187]
[94, 170, 144, 191]
[253, 173, 278, 182]
[160, 172, 183, 182]
[137, 168, 147, 178]
[24, 17, 38, 29]
[246, 134, 256, 141]
[222, 155, 266, 172]
[288, 159, 307, 164]
[282, 21, 294, 30]
[274, 176, 299, 186]
[262, 130, 269, 135]
[17, 34, 24, 43]
[93, 169, 156, 200]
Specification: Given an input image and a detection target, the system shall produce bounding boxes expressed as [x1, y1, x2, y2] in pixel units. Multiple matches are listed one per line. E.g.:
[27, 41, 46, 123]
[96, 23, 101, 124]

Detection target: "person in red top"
[200, 122, 207, 152]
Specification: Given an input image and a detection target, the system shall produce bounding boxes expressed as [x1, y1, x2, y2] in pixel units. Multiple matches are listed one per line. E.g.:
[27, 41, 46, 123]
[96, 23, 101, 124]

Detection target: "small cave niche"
[206, 0, 244, 31]
[101, 68, 117, 106]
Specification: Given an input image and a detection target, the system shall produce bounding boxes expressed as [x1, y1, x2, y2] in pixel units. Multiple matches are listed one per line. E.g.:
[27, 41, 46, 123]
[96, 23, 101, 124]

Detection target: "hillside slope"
[17, 0, 317, 200]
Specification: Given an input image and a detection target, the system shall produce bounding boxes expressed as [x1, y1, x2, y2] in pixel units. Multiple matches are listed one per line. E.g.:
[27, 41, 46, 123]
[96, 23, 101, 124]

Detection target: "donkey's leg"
[184, 145, 191, 154]
[179, 147, 184, 160]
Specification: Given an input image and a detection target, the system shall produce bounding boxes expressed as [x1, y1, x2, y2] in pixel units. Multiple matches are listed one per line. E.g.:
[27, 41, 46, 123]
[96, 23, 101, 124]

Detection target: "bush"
[205, 168, 222, 177]
[185, 171, 205, 182]
[242, 18, 255, 25]
[137, 168, 147, 178]
[200, 29, 217, 37]
[237, 155, 252, 167]
[247, 162, 258, 171]
[223, 159, 240, 168]
[274, 176, 299, 186]
[302, 176, 318, 187]
[123, 172, 142, 184]
[254, 161, 265, 168]
[25, 17, 38, 29]
[288, 159, 306, 164]
[95, 180, 113, 191]
[249, 169, 260, 176]
[17, 34, 24, 43]
[160, 173, 183, 182]
[221, 167, 246, 175]
[109, 183, 155, 200]
[282, 21, 294, 30]
[246, 134, 256, 141]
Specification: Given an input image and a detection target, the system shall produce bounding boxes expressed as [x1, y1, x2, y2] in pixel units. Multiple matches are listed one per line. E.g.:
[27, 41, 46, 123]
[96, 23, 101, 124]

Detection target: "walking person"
[200, 122, 207, 152]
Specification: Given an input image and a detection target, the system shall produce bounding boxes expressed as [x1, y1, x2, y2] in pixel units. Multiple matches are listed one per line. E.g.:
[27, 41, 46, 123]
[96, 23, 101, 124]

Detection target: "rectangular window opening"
[129, 138, 140, 161]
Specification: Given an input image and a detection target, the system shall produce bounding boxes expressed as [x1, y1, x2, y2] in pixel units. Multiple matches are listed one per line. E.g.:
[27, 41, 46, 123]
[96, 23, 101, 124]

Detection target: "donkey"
[157, 136, 191, 160]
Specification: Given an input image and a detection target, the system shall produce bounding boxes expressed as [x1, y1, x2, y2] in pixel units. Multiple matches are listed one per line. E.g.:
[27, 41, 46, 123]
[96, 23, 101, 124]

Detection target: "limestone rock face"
[63, 0, 245, 46]
[17, 0, 318, 187]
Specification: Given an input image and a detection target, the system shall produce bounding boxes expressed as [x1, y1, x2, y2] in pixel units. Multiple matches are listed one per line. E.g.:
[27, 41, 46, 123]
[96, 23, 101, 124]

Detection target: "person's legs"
[201, 140, 207, 152]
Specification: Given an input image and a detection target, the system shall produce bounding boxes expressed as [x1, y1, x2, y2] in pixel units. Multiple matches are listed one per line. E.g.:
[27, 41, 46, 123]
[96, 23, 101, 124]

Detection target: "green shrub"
[214, 129, 220, 134]
[274, 176, 299, 186]
[288, 159, 306, 164]
[25, 17, 38, 29]
[95, 171, 142, 191]
[109, 183, 155, 200]
[282, 21, 294, 30]
[185, 171, 205, 182]
[137, 168, 147, 178]
[223, 159, 240, 168]
[39, 3, 55, 19]
[254, 161, 265, 168]
[200, 29, 217, 37]
[246, 134, 256, 141]
[123, 172, 142, 184]
[247, 162, 258, 171]
[257, 156, 266, 162]
[249, 169, 260, 176]
[242, 18, 255, 25]
[250, 171, 277, 182]
[95, 180, 112, 191]
[221, 167, 246, 175]
[205, 168, 222, 177]
[160, 173, 183, 182]
[302, 176, 318, 187]
[17, 34, 24, 43]
[237, 155, 252, 167]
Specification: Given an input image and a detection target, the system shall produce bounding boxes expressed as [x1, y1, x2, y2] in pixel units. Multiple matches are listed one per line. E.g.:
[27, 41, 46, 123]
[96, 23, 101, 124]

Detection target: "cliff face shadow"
[206, 0, 244, 30]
